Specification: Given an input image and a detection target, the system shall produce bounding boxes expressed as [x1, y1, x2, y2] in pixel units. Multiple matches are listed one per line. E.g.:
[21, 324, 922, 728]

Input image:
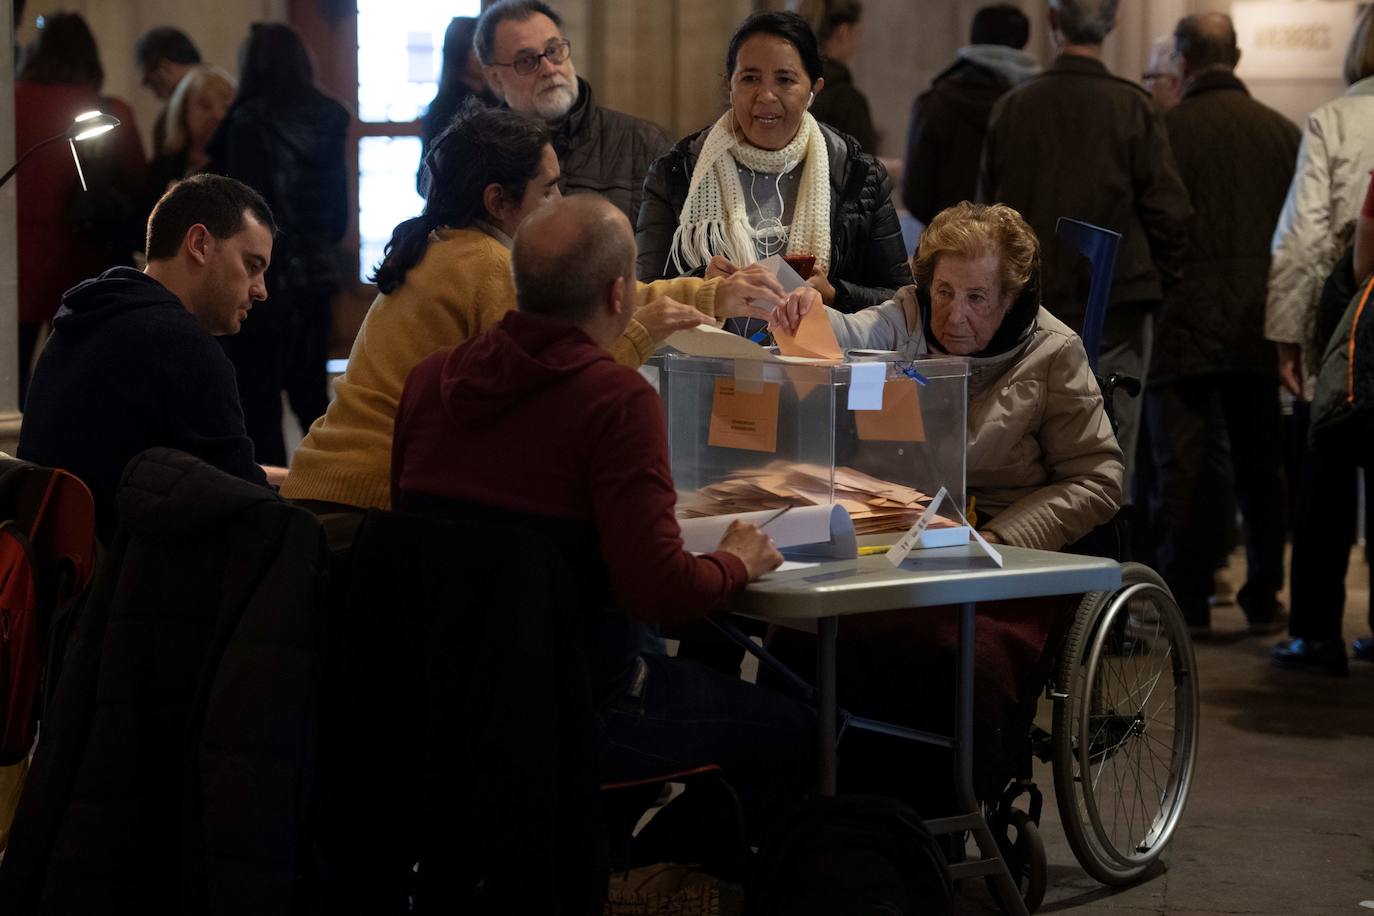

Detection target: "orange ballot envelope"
[707, 378, 780, 452]
[855, 378, 926, 442]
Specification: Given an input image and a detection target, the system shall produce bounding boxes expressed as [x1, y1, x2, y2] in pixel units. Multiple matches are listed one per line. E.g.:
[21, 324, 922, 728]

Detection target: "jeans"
[1148, 374, 1287, 627]
[598, 653, 814, 840]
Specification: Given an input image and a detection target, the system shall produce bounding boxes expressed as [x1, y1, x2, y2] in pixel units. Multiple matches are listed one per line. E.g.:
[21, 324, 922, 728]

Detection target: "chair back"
[1055, 217, 1122, 370]
[0, 459, 96, 763]
[314, 508, 606, 914]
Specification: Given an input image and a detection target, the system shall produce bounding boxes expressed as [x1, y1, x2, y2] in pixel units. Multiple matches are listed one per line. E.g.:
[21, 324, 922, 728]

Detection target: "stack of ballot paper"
[677, 461, 960, 536]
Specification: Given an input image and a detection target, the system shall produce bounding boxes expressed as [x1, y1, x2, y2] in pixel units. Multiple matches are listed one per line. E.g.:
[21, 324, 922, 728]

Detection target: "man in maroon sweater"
[392, 195, 813, 834]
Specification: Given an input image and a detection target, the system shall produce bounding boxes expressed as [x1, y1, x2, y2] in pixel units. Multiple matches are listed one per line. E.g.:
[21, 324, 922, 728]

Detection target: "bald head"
[513, 195, 636, 325]
[1174, 13, 1238, 77]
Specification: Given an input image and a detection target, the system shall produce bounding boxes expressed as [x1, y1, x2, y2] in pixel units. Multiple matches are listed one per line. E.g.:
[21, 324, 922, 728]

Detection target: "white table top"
[734, 544, 1121, 619]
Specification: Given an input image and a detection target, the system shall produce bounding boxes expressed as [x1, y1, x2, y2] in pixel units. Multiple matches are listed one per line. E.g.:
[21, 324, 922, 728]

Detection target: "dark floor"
[963, 546, 1374, 916]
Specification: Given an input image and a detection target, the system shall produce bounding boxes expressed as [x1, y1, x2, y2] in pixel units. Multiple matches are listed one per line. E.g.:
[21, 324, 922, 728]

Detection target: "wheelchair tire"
[1050, 563, 1199, 886]
[986, 809, 1047, 913]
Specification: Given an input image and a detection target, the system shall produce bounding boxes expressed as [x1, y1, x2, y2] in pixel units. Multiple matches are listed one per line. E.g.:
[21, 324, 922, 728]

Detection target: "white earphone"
[807, 91, 814, 106]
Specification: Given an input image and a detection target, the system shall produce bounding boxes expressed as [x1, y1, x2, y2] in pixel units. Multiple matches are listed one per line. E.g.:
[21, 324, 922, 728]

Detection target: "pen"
[757, 505, 792, 531]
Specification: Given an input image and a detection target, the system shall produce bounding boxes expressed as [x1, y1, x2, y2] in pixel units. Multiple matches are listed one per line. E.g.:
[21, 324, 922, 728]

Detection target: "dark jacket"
[811, 60, 877, 153]
[210, 90, 350, 293]
[979, 54, 1191, 325]
[903, 59, 1013, 224]
[0, 448, 326, 915]
[18, 268, 267, 542]
[553, 77, 673, 225]
[637, 121, 911, 313]
[1152, 70, 1300, 384]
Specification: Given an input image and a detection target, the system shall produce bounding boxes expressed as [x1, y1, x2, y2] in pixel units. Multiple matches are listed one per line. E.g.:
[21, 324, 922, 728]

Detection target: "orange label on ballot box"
[708, 378, 780, 453]
[855, 379, 925, 442]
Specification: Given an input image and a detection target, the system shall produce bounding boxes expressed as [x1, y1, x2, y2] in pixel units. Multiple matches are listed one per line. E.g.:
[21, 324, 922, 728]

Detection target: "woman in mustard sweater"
[283, 104, 786, 510]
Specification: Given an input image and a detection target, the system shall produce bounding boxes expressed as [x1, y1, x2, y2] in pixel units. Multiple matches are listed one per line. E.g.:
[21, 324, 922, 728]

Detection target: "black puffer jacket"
[554, 77, 673, 225]
[636, 121, 911, 313]
[0, 448, 326, 915]
[1152, 71, 1300, 384]
[210, 89, 350, 294]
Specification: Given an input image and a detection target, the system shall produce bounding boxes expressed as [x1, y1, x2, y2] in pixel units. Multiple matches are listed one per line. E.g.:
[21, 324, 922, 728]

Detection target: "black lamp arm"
[0, 130, 73, 190]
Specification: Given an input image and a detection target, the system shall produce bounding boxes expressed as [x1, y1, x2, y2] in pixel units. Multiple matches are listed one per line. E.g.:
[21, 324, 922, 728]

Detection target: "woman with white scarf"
[636, 10, 910, 315]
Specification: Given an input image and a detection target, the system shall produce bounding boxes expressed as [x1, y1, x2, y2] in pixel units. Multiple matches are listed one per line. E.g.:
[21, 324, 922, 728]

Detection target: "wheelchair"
[978, 367, 1200, 913]
[983, 561, 1200, 912]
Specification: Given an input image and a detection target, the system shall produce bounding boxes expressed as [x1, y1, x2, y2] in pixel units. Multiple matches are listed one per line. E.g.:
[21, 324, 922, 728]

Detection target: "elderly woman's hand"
[807, 269, 836, 307]
[770, 286, 822, 335]
[714, 263, 786, 322]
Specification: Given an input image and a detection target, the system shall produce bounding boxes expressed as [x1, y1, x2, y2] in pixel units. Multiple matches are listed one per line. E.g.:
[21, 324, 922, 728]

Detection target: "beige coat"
[827, 285, 1124, 550]
[1265, 76, 1374, 358]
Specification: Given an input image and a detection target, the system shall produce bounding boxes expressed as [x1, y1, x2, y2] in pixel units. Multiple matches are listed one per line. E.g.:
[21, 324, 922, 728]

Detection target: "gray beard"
[532, 81, 578, 122]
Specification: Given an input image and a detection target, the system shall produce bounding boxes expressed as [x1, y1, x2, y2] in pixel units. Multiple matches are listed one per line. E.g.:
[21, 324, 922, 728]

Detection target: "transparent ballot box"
[655, 353, 969, 543]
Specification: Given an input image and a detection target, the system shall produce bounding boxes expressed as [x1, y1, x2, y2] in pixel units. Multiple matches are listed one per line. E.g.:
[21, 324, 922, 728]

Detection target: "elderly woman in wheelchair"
[769, 204, 1198, 904]
[821, 200, 1124, 549]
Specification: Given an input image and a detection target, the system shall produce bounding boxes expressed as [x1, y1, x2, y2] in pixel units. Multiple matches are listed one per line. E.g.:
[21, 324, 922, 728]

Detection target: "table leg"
[817, 615, 837, 796]
[955, 600, 1029, 916]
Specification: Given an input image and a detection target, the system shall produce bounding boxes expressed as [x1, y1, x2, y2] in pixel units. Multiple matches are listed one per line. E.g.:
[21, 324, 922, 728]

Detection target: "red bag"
[0, 466, 96, 764]
[0, 519, 41, 763]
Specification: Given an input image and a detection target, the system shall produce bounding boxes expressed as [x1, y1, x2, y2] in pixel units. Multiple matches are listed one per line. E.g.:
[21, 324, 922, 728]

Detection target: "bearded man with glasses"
[473, 0, 672, 224]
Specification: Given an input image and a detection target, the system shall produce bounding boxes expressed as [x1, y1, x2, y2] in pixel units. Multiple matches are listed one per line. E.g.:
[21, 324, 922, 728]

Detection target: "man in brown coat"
[1149, 14, 1300, 636]
[978, 0, 1191, 515]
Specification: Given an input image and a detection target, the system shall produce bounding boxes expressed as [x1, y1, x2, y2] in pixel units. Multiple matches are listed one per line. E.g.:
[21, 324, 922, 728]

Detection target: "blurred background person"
[417, 16, 497, 192]
[145, 66, 235, 207]
[903, 3, 1037, 226]
[210, 22, 349, 467]
[797, 0, 876, 152]
[1148, 13, 1298, 638]
[133, 26, 202, 156]
[15, 11, 145, 404]
[979, 0, 1191, 562]
[1142, 33, 1183, 112]
[1268, 4, 1374, 674]
[637, 10, 908, 314]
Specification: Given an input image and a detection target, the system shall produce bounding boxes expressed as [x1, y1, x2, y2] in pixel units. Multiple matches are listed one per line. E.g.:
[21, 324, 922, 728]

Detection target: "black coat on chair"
[0, 448, 327, 915]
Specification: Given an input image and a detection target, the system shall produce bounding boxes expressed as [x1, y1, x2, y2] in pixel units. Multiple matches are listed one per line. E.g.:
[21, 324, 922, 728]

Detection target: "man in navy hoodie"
[19, 174, 276, 541]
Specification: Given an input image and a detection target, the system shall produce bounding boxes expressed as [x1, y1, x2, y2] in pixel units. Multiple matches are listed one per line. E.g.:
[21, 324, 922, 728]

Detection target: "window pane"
[357, 0, 483, 123]
[358, 136, 425, 283]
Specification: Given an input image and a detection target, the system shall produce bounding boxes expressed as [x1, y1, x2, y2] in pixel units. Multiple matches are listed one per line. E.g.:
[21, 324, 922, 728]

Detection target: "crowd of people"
[6, 0, 1374, 882]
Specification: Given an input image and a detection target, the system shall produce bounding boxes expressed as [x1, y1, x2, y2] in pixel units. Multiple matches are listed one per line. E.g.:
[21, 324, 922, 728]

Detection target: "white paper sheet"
[662, 324, 838, 365]
[678, 504, 850, 554]
[847, 361, 886, 410]
[756, 254, 807, 292]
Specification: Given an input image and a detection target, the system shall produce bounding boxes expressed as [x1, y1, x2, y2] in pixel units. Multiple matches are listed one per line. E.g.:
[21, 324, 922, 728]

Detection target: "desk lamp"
[0, 109, 122, 191]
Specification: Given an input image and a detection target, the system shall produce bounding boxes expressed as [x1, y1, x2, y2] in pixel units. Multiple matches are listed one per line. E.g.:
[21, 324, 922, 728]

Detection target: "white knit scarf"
[668, 111, 831, 276]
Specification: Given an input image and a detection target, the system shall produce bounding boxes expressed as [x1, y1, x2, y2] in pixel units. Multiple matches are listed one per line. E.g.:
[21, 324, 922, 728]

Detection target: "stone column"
[0, 0, 21, 454]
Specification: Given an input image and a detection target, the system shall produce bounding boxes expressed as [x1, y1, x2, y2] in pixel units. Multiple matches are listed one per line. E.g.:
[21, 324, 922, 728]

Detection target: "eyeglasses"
[489, 38, 572, 76]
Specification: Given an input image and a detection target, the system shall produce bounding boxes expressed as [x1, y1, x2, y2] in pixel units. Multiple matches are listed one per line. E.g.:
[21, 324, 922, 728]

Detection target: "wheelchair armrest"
[1096, 373, 1141, 400]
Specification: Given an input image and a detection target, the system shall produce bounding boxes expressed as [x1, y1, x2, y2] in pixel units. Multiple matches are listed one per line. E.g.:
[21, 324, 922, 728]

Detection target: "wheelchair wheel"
[986, 809, 1047, 913]
[1051, 564, 1199, 886]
